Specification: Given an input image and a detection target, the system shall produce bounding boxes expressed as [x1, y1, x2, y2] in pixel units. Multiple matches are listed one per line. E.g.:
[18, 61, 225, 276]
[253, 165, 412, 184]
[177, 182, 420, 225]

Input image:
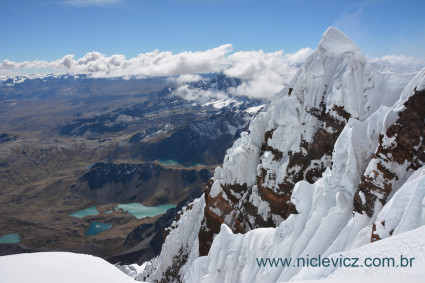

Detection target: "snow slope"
[0, 252, 137, 283]
[182, 67, 425, 283]
[137, 27, 425, 283]
[294, 225, 425, 281]
[185, 165, 425, 282]
[199, 26, 415, 244]
[292, 273, 425, 283]
[139, 197, 206, 282]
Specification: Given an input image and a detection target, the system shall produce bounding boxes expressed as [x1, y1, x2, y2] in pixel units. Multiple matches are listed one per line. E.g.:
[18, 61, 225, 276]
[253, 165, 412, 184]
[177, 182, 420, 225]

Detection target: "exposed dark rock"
[288, 88, 293, 95]
[260, 130, 284, 161]
[354, 89, 425, 219]
[75, 162, 211, 204]
[0, 133, 17, 144]
[80, 163, 139, 191]
[198, 103, 352, 256]
[140, 109, 250, 165]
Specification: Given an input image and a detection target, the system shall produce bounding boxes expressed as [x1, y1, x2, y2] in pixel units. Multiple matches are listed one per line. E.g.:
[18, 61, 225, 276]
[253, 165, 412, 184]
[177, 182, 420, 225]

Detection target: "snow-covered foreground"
[291, 273, 425, 283]
[0, 252, 138, 283]
[293, 225, 425, 282]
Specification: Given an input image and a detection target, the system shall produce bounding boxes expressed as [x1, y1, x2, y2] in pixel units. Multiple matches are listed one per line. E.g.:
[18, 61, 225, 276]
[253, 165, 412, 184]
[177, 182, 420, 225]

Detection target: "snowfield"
[291, 273, 425, 283]
[293, 225, 425, 281]
[137, 27, 425, 283]
[0, 252, 138, 283]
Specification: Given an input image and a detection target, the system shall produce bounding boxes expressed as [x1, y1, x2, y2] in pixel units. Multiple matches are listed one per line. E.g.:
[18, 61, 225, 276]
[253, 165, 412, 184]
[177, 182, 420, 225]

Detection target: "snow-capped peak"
[135, 27, 424, 283]
[318, 26, 365, 62]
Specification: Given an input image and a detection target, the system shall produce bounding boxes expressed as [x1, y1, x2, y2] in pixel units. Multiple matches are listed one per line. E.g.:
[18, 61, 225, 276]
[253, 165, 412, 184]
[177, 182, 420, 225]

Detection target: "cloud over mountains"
[2, 45, 424, 99]
[1, 45, 313, 98]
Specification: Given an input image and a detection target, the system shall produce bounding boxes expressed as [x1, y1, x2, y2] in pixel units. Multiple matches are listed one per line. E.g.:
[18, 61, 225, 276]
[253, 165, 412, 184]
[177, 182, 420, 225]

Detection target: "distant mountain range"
[0, 70, 267, 263]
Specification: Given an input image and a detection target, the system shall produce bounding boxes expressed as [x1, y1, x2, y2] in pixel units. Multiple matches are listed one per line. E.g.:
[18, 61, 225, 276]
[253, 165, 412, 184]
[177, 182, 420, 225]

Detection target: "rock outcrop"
[137, 27, 424, 283]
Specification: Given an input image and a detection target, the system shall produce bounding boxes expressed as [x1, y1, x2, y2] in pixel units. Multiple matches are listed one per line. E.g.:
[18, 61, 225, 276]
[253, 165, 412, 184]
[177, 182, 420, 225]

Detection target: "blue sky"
[1, 0, 425, 63]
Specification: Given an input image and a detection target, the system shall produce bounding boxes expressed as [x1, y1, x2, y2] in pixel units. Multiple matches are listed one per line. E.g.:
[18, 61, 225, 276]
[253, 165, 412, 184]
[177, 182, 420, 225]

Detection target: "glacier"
[138, 27, 425, 283]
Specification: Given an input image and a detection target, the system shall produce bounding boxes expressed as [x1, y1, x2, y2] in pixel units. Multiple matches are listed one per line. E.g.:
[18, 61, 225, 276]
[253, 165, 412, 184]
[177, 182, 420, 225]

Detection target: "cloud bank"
[173, 84, 229, 102]
[1, 45, 232, 79]
[224, 48, 312, 98]
[2, 46, 424, 99]
[369, 54, 425, 74]
[1, 45, 313, 98]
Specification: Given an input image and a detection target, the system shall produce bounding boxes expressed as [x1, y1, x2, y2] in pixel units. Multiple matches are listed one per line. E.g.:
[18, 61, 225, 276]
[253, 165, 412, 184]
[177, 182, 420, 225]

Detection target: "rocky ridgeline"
[137, 28, 425, 282]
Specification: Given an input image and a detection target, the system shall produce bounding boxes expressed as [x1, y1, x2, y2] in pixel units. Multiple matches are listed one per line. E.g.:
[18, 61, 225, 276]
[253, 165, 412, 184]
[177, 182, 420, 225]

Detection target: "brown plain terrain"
[0, 132, 160, 257]
[0, 88, 212, 258]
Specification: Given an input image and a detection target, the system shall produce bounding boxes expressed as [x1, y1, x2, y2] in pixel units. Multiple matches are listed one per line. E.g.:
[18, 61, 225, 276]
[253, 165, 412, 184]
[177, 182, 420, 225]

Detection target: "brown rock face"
[353, 89, 425, 236]
[282, 104, 350, 189]
[198, 101, 352, 256]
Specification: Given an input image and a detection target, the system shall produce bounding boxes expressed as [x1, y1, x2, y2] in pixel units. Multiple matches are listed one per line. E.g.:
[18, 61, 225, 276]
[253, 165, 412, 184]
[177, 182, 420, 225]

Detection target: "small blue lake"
[70, 206, 99, 218]
[116, 203, 176, 219]
[0, 233, 21, 244]
[85, 222, 112, 236]
[159, 159, 180, 166]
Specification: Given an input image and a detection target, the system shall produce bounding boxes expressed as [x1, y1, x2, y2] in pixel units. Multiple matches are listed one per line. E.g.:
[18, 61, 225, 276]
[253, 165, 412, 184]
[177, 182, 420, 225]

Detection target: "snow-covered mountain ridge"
[138, 27, 425, 282]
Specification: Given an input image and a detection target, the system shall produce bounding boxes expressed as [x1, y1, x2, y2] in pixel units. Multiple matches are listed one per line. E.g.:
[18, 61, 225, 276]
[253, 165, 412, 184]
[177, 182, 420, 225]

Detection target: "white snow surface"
[137, 27, 425, 283]
[182, 67, 425, 283]
[138, 197, 206, 282]
[210, 26, 414, 195]
[0, 252, 137, 283]
[202, 97, 242, 109]
[185, 225, 425, 283]
[245, 104, 265, 114]
[294, 225, 425, 281]
[293, 273, 425, 283]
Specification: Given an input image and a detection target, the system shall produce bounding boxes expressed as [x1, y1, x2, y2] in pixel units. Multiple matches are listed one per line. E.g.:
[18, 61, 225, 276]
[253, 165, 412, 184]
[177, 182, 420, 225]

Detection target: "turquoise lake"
[116, 203, 176, 219]
[0, 233, 20, 244]
[70, 203, 175, 219]
[159, 159, 180, 166]
[70, 206, 99, 218]
[85, 222, 112, 236]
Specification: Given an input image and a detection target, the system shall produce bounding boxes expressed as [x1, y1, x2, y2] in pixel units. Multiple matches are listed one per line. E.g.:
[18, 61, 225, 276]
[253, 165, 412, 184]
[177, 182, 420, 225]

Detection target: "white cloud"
[0, 45, 301, 101]
[0, 44, 232, 79]
[4, 41, 425, 102]
[1, 45, 314, 99]
[168, 74, 203, 84]
[224, 48, 313, 98]
[168, 47, 313, 101]
[368, 54, 425, 74]
[4, 45, 425, 101]
[172, 84, 228, 102]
